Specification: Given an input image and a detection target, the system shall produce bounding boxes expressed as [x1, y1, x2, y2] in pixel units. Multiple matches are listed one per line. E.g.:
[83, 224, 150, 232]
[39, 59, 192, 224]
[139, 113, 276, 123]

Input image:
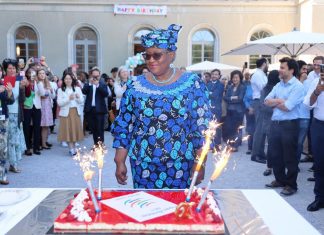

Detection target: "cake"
[54, 188, 224, 234]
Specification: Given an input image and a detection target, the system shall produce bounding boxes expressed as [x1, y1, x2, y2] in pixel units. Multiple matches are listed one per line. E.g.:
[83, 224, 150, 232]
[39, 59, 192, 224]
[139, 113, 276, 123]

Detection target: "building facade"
[0, 0, 324, 75]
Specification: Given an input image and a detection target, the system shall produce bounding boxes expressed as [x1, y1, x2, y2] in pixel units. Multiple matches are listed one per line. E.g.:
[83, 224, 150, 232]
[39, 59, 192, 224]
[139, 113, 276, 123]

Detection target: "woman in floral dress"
[112, 25, 211, 189]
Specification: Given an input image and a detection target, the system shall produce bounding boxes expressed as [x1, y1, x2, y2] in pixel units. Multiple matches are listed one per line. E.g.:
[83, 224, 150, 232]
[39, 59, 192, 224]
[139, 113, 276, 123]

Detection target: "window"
[249, 31, 272, 69]
[133, 28, 152, 55]
[191, 29, 215, 64]
[74, 27, 98, 72]
[15, 26, 38, 61]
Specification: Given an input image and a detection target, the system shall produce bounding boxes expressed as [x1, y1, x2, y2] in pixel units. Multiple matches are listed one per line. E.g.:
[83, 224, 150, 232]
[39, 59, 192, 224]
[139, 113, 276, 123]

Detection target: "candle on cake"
[94, 142, 105, 200]
[186, 121, 220, 202]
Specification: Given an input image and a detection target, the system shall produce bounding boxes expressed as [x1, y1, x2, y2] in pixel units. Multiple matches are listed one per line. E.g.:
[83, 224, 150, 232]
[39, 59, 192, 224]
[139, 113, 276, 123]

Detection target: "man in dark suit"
[206, 69, 224, 150]
[82, 67, 108, 145]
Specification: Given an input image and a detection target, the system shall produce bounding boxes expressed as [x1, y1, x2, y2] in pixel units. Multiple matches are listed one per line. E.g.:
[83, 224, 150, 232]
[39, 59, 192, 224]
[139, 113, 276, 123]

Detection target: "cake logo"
[101, 192, 177, 222]
[124, 198, 155, 208]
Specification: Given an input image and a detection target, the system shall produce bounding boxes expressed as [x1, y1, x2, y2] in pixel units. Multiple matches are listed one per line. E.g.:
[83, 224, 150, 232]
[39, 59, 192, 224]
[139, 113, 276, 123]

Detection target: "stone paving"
[2, 130, 323, 234]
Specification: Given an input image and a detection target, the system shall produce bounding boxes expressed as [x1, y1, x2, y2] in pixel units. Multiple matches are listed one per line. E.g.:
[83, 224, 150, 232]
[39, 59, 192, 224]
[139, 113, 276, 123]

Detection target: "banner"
[114, 5, 167, 16]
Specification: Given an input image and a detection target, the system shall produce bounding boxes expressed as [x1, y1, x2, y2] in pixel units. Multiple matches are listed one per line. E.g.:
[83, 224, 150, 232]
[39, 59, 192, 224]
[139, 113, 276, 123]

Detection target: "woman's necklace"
[152, 68, 176, 84]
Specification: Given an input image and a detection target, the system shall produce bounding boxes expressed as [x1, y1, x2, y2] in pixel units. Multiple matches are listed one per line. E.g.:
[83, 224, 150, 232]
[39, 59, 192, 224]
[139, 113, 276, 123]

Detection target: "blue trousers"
[245, 111, 256, 151]
[297, 118, 310, 161]
[269, 120, 299, 190]
[211, 108, 222, 146]
[311, 118, 324, 202]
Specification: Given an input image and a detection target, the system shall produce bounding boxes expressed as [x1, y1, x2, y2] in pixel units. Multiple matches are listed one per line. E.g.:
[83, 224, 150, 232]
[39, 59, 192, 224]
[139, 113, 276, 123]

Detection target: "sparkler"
[196, 146, 231, 212]
[93, 142, 106, 200]
[186, 121, 220, 202]
[74, 151, 101, 213]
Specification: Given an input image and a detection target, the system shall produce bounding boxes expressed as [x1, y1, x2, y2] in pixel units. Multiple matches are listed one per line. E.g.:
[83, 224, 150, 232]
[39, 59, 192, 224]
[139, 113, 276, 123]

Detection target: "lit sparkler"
[186, 121, 220, 202]
[196, 146, 231, 212]
[74, 151, 101, 213]
[93, 142, 106, 200]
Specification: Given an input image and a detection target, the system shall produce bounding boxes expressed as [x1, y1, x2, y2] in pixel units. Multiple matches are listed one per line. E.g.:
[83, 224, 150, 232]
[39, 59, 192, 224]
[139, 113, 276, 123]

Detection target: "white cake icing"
[70, 189, 92, 222]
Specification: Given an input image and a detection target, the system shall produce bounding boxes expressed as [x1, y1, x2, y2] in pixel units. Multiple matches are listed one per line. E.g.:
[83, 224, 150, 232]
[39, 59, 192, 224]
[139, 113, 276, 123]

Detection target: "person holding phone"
[0, 80, 14, 185]
[2, 59, 26, 175]
[304, 70, 324, 211]
[82, 67, 108, 145]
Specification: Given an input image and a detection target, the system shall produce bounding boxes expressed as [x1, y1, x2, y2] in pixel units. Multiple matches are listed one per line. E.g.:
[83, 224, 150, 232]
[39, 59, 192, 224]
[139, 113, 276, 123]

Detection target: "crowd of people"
[0, 56, 133, 185]
[0, 24, 323, 212]
[201, 56, 324, 211]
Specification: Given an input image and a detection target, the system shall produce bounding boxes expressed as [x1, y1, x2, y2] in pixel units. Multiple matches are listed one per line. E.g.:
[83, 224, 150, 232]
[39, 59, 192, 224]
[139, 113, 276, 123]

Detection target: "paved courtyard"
[2, 130, 323, 234]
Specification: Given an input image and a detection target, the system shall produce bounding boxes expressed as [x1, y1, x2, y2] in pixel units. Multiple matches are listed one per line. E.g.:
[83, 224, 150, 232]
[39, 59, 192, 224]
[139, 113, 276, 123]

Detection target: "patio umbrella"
[186, 60, 240, 71]
[223, 30, 324, 58]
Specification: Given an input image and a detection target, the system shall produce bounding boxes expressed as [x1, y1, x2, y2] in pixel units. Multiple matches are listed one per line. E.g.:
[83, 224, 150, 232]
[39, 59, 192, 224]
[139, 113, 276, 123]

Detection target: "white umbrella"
[223, 30, 324, 57]
[186, 61, 240, 71]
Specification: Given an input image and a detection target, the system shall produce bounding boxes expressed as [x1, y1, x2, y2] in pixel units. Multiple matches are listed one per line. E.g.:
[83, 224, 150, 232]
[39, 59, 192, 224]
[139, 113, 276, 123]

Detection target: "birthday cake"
[54, 188, 224, 234]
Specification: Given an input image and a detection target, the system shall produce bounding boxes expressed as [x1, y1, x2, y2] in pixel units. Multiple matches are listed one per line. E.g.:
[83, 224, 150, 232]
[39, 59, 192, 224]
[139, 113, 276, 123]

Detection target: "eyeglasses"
[142, 51, 167, 61]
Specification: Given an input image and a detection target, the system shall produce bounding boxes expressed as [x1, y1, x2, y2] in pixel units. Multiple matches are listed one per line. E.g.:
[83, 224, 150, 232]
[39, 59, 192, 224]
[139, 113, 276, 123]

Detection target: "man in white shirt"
[304, 71, 324, 212]
[301, 56, 324, 164]
[251, 58, 268, 120]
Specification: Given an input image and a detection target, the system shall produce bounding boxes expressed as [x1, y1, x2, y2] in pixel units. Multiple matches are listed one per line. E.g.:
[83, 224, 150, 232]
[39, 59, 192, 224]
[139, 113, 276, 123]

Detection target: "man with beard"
[265, 57, 304, 196]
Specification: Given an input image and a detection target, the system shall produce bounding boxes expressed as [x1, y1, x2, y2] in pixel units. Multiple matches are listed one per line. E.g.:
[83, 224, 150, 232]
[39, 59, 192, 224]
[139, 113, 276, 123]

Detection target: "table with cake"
[0, 187, 320, 235]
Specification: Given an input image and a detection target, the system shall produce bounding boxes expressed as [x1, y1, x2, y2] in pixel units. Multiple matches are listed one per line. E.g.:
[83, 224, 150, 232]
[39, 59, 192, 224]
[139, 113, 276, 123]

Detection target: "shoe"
[307, 177, 315, 182]
[0, 180, 9, 185]
[24, 150, 32, 156]
[33, 150, 41, 155]
[300, 156, 314, 163]
[62, 142, 68, 147]
[46, 142, 53, 147]
[42, 146, 51, 150]
[9, 165, 21, 173]
[307, 200, 324, 212]
[251, 156, 267, 164]
[280, 186, 297, 196]
[246, 150, 252, 155]
[263, 168, 272, 176]
[265, 180, 285, 188]
[69, 149, 77, 157]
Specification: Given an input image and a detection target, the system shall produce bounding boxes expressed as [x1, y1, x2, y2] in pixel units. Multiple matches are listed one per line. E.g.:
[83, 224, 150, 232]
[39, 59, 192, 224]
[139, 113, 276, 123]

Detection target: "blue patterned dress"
[112, 72, 211, 189]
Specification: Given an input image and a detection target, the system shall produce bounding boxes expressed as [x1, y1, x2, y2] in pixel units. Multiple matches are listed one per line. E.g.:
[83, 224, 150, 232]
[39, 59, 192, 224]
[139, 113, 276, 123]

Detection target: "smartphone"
[320, 64, 324, 73]
[320, 64, 324, 84]
[16, 76, 23, 82]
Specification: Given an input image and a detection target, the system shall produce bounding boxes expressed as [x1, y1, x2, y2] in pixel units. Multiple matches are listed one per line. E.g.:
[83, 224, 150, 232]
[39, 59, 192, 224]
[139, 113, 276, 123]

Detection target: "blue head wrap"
[141, 24, 182, 52]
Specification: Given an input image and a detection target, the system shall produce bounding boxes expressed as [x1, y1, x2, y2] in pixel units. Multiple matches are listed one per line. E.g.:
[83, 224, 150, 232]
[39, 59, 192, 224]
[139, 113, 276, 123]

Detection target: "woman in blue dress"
[112, 24, 212, 189]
